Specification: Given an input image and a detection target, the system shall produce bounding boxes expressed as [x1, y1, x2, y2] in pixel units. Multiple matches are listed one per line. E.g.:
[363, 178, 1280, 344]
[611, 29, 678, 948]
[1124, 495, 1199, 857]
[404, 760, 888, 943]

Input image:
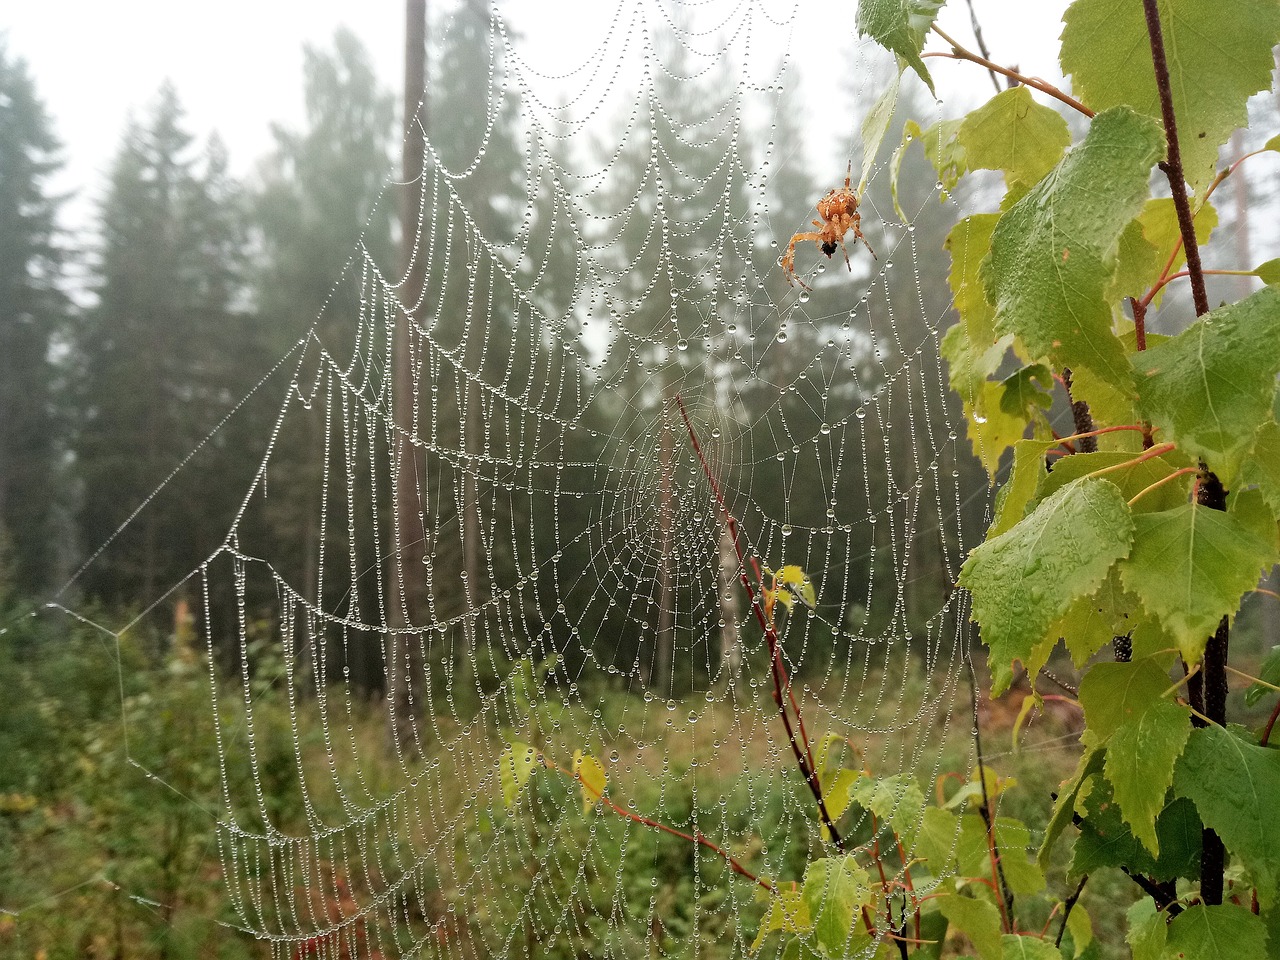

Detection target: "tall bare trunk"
[654, 408, 675, 690]
[390, 0, 428, 757]
[462, 378, 481, 651]
[717, 518, 741, 681]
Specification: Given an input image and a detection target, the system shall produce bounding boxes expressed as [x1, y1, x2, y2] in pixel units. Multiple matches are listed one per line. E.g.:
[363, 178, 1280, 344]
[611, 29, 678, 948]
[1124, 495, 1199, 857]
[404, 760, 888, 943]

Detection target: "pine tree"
[238, 29, 398, 690]
[73, 84, 251, 604]
[0, 42, 68, 597]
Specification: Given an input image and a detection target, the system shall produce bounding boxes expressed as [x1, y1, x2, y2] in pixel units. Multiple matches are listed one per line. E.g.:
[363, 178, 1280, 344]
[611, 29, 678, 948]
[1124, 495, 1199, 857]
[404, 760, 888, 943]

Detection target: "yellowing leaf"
[498, 742, 538, 808]
[573, 750, 606, 814]
[751, 886, 810, 952]
[957, 87, 1071, 199]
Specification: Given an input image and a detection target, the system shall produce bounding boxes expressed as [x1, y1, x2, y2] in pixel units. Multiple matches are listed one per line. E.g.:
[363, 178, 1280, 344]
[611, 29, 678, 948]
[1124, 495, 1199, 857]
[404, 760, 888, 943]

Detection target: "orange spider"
[780, 165, 876, 289]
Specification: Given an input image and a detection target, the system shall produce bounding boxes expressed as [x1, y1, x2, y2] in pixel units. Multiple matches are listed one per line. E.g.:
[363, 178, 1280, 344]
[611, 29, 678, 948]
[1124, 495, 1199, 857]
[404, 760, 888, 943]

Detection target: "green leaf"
[498, 741, 538, 807]
[1050, 569, 1143, 667]
[860, 67, 901, 195]
[1071, 779, 1202, 880]
[856, 0, 943, 95]
[936, 894, 1002, 960]
[1040, 748, 1106, 870]
[1174, 725, 1280, 907]
[1135, 286, 1280, 481]
[893, 118, 969, 218]
[1110, 198, 1218, 305]
[949, 355, 1027, 478]
[1065, 902, 1092, 958]
[957, 815, 1044, 895]
[1000, 934, 1061, 959]
[847, 773, 926, 851]
[998, 365, 1054, 420]
[1060, 0, 1280, 194]
[800, 856, 873, 957]
[818, 767, 859, 830]
[923, 117, 968, 196]
[947, 214, 1001, 348]
[1078, 658, 1192, 854]
[984, 107, 1163, 394]
[957, 87, 1072, 200]
[1242, 419, 1280, 516]
[1038, 450, 1191, 514]
[1244, 646, 1280, 708]
[1119, 503, 1277, 663]
[960, 478, 1134, 695]
[1126, 898, 1166, 960]
[1254, 258, 1280, 285]
[916, 804, 960, 875]
[573, 750, 606, 813]
[987, 439, 1055, 539]
[1163, 904, 1270, 960]
[1142, 198, 1218, 305]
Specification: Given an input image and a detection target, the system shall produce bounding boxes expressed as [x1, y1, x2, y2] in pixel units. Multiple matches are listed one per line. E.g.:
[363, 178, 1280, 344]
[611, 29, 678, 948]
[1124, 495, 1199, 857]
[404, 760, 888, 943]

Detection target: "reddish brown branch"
[926, 26, 1094, 118]
[1142, 0, 1209, 317]
[673, 395, 846, 849]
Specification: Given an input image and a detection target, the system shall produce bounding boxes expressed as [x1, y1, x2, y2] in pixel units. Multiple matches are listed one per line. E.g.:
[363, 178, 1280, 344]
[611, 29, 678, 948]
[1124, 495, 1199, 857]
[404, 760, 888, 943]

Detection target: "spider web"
[79, 2, 994, 956]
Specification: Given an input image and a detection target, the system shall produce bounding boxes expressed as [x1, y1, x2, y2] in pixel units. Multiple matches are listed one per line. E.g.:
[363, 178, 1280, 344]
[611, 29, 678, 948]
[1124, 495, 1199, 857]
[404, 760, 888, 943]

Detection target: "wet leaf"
[1175, 725, 1280, 906]
[856, 0, 943, 94]
[1135, 286, 1280, 482]
[1061, 0, 1280, 193]
[1163, 903, 1270, 960]
[960, 478, 1134, 694]
[1119, 503, 1277, 663]
[957, 87, 1071, 199]
[984, 107, 1162, 395]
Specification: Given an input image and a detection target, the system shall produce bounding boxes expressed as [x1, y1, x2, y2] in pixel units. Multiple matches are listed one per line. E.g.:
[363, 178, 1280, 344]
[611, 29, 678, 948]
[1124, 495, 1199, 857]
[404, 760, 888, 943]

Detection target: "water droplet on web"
[820, 423, 830, 435]
[856, 408, 866, 420]
[780, 524, 793, 537]
[676, 338, 689, 351]
[710, 428, 721, 439]
[776, 329, 788, 343]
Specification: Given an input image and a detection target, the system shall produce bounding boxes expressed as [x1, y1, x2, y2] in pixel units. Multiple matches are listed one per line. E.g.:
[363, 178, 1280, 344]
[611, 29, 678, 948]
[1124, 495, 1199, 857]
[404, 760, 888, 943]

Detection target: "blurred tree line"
[0, 1, 979, 708]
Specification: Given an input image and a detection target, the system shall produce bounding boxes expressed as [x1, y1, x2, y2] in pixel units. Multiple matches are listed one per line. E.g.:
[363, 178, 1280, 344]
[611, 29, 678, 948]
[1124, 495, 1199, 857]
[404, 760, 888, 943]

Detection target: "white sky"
[1, 1, 1069, 241]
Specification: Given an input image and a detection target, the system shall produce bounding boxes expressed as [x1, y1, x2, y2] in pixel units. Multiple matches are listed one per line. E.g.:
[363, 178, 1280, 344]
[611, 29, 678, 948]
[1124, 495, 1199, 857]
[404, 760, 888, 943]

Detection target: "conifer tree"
[0, 42, 68, 596]
[73, 84, 250, 603]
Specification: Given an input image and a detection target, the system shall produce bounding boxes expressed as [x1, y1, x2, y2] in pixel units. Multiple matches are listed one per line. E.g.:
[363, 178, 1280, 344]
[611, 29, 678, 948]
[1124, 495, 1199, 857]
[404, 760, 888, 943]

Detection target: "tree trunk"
[389, 0, 428, 757]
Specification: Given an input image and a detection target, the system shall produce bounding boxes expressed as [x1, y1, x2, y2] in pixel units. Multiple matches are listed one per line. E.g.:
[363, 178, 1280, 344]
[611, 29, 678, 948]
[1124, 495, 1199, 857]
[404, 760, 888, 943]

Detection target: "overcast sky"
[2, 0, 1069, 242]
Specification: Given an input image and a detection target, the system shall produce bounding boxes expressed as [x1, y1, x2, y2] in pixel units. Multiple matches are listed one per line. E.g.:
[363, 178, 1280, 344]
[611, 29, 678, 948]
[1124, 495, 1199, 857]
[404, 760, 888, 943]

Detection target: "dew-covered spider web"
[76, 2, 1002, 957]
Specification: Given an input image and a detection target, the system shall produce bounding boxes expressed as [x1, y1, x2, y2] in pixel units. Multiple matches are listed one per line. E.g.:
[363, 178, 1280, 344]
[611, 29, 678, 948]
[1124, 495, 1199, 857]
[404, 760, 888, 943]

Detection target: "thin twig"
[674, 395, 846, 849]
[1261, 699, 1280, 748]
[926, 25, 1094, 118]
[962, 0, 1004, 92]
[546, 755, 778, 894]
[1142, 0, 1209, 317]
[1055, 875, 1089, 948]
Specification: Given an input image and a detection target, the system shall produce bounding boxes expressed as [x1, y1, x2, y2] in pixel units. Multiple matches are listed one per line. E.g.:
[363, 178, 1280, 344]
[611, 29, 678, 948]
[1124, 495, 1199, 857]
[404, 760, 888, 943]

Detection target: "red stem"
[1262, 698, 1280, 748]
[1142, 0, 1210, 317]
[673, 394, 845, 849]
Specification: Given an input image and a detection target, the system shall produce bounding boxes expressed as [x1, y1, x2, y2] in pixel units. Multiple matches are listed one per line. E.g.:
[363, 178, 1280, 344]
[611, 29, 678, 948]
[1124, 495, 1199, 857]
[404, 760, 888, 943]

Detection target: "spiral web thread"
[168, 3, 983, 957]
